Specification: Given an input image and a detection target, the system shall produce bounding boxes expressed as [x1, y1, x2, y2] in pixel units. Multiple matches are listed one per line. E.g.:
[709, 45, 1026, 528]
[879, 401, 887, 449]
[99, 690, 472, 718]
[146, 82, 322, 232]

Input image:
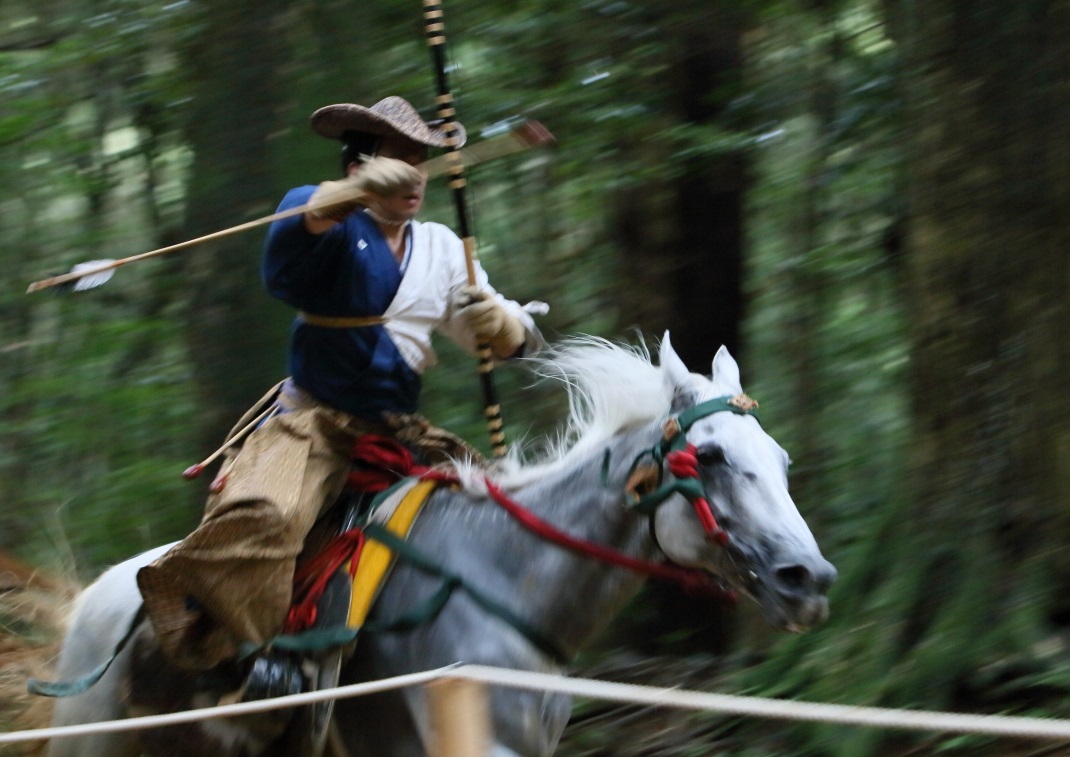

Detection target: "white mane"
[467, 336, 676, 490]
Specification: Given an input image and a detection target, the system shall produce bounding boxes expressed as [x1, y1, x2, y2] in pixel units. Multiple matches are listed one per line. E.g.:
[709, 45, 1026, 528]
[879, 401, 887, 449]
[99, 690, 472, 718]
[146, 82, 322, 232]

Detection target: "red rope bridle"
[481, 477, 734, 600]
[665, 443, 730, 545]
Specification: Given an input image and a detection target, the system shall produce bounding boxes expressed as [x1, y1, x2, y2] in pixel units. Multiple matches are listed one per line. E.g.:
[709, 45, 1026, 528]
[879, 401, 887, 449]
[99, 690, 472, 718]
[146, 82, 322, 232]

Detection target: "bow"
[422, 0, 509, 458]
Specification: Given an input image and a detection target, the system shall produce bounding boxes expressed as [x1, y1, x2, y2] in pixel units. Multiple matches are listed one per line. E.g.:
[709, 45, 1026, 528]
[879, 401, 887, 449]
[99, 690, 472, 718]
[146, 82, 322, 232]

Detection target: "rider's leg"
[136, 408, 353, 673]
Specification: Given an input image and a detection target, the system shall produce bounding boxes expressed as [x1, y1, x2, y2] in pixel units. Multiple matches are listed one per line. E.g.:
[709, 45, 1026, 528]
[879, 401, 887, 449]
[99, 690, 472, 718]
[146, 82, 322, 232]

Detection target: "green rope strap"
[676, 394, 760, 430]
[27, 607, 146, 698]
[242, 522, 568, 665]
[362, 524, 568, 662]
[603, 395, 761, 516]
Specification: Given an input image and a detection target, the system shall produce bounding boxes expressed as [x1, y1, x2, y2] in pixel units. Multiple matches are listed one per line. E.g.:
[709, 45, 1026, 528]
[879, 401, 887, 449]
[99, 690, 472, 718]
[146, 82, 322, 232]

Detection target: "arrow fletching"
[45, 259, 117, 294]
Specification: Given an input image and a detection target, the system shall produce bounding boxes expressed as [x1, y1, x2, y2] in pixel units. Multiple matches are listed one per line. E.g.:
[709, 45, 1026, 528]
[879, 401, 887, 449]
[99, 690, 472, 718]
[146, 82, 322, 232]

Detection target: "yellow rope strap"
[297, 312, 388, 329]
[347, 478, 438, 628]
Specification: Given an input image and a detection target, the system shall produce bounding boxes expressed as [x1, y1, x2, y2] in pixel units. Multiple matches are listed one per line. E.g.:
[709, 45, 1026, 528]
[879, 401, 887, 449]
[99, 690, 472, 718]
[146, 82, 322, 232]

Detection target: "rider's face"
[376, 136, 429, 167]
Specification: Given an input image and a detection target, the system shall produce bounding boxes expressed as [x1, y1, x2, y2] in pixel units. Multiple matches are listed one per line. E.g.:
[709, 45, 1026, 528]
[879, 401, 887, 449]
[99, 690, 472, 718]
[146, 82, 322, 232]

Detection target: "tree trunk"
[616, 9, 747, 370]
[182, 1, 290, 454]
[613, 4, 749, 655]
[738, 8, 1070, 752]
[889, 0, 1070, 716]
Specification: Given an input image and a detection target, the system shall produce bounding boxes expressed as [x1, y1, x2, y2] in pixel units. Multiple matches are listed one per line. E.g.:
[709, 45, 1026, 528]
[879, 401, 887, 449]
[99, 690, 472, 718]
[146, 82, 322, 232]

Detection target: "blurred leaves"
[3, 0, 1070, 755]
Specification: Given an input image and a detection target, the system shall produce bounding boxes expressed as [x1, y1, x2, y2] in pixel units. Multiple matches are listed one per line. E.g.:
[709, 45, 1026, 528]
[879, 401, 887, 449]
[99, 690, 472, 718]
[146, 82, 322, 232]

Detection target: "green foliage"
[1, 0, 213, 571]
[4, 1, 1070, 755]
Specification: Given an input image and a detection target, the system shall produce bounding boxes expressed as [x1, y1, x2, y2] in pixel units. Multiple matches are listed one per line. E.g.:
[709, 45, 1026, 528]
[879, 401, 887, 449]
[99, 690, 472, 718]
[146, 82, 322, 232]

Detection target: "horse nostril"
[774, 561, 837, 595]
[774, 564, 812, 591]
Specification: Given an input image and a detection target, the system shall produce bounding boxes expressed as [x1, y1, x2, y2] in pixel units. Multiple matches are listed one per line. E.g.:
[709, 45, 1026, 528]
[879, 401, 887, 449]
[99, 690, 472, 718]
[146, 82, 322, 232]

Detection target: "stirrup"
[240, 653, 307, 701]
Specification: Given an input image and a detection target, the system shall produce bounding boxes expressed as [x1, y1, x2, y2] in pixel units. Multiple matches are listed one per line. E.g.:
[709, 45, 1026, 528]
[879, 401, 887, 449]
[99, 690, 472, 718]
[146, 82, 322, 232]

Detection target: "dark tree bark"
[611, 5, 749, 655]
[666, 23, 748, 370]
[182, 2, 291, 454]
[615, 9, 748, 371]
[885, 0, 1070, 713]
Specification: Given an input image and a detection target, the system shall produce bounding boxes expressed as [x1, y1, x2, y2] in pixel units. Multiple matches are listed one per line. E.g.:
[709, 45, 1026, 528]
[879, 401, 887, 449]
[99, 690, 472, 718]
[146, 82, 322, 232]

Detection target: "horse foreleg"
[47, 647, 140, 757]
[325, 719, 352, 757]
[400, 684, 569, 757]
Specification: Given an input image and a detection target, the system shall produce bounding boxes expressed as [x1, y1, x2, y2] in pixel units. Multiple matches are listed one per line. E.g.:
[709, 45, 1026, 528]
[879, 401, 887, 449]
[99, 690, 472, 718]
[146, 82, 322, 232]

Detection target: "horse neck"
[489, 421, 663, 658]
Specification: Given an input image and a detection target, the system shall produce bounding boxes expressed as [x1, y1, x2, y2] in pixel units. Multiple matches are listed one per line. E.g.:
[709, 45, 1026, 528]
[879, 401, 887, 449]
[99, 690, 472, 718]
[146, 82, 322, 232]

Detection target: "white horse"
[46, 335, 835, 757]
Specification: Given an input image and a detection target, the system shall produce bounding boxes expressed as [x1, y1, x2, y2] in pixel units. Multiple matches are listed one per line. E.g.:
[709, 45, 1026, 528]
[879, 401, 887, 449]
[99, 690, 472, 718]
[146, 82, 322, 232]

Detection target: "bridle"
[614, 392, 760, 546]
[472, 392, 761, 600]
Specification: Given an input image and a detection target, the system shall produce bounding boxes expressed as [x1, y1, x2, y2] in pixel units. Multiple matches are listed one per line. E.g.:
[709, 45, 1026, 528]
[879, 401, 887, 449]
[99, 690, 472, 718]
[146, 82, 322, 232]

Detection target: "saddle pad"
[347, 477, 438, 628]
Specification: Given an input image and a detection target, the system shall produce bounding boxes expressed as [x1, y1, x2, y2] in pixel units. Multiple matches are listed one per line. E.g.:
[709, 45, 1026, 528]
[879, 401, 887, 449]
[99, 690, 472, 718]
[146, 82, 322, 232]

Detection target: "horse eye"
[696, 446, 727, 466]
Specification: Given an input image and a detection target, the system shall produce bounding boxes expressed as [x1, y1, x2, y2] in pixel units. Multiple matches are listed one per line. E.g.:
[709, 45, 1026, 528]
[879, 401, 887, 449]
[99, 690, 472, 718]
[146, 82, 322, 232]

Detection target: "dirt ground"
[0, 551, 75, 757]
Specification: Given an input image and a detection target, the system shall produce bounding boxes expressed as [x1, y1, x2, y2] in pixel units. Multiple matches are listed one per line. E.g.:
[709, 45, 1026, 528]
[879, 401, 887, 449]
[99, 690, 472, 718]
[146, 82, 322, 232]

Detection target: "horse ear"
[660, 332, 698, 410]
[711, 345, 743, 395]
[659, 332, 691, 387]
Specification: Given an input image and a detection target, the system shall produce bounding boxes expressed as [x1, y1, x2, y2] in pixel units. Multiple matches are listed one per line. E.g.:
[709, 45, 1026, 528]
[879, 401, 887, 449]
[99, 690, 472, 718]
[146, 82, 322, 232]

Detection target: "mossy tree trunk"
[830, 4, 1070, 747]
[899, 0, 1070, 678]
[615, 6, 748, 371]
[739, 5, 1070, 754]
[182, 1, 291, 454]
[612, 4, 749, 655]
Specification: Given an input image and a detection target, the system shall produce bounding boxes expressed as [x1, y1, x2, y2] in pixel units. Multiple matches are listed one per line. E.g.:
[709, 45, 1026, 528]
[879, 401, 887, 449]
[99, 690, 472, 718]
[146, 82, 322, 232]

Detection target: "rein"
[480, 478, 733, 600]
[342, 396, 760, 619]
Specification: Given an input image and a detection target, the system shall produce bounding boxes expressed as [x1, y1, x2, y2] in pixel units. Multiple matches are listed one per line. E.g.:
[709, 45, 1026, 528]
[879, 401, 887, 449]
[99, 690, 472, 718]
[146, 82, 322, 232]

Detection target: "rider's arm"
[262, 186, 344, 307]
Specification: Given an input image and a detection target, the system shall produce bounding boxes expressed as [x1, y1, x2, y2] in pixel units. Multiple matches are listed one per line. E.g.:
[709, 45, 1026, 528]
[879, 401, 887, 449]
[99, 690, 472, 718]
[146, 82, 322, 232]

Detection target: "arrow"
[26, 120, 553, 294]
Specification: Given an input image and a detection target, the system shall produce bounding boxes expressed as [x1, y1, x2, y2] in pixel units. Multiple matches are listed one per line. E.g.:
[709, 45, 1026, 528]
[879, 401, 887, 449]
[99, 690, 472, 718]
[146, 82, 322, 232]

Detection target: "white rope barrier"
[5, 663, 1070, 745]
[452, 665, 1070, 741]
[0, 666, 458, 744]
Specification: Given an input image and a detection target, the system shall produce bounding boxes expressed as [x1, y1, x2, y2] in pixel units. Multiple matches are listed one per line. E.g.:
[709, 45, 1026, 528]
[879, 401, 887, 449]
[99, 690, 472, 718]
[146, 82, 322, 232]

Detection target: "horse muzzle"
[760, 556, 837, 631]
[729, 552, 836, 632]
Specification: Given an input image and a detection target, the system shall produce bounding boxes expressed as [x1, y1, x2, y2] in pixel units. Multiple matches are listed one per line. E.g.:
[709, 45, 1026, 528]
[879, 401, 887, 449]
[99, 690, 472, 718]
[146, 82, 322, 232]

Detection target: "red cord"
[286, 529, 366, 632]
[288, 434, 735, 634]
[346, 435, 431, 492]
[481, 478, 734, 601]
[665, 445, 729, 544]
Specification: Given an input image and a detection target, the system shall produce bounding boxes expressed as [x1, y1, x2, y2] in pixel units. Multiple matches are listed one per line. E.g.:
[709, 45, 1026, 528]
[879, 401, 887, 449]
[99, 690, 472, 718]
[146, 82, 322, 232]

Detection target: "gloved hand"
[307, 177, 365, 222]
[308, 157, 423, 221]
[454, 286, 527, 358]
[357, 156, 423, 197]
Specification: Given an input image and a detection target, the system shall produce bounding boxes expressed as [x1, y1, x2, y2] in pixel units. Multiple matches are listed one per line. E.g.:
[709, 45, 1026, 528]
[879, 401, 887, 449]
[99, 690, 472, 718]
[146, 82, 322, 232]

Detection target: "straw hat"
[310, 96, 467, 148]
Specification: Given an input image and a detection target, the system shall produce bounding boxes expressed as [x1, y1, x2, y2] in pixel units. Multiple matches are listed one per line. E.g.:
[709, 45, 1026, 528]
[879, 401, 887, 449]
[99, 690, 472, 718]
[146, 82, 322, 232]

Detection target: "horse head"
[651, 334, 836, 632]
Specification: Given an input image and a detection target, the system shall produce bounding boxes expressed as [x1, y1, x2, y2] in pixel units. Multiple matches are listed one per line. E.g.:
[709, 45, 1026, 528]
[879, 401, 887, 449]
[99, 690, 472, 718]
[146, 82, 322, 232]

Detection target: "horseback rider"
[135, 96, 544, 697]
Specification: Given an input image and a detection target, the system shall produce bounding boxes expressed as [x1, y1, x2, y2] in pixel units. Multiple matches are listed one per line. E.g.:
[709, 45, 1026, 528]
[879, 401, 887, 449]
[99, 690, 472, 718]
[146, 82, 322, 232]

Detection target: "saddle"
[285, 462, 439, 644]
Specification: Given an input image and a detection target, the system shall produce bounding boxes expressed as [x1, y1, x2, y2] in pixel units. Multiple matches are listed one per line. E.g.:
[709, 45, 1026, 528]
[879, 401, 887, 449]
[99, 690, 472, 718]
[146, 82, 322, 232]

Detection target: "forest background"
[2, 0, 1070, 755]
